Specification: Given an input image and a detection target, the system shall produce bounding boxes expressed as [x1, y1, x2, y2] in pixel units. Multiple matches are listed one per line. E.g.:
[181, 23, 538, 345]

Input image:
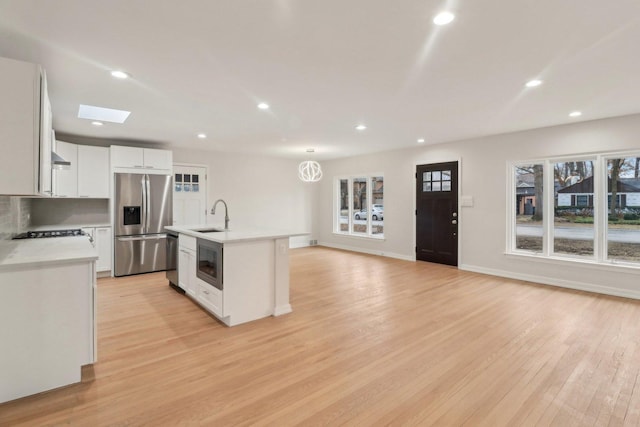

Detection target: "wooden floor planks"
[1, 246, 640, 426]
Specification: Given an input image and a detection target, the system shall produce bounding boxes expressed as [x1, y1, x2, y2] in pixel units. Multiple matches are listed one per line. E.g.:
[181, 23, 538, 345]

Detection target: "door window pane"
[432, 181, 441, 192]
[352, 178, 367, 234]
[442, 171, 451, 181]
[515, 164, 543, 252]
[607, 157, 640, 263]
[371, 176, 384, 235]
[442, 181, 451, 191]
[554, 160, 594, 257]
[423, 182, 432, 192]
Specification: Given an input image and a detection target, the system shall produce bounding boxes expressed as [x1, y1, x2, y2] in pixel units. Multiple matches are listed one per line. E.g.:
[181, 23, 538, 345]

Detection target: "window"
[514, 164, 543, 252]
[509, 153, 640, 266]
[335, 175, 384, 238]
[553, 159, 595, 257]
[607, 156, 640, 263]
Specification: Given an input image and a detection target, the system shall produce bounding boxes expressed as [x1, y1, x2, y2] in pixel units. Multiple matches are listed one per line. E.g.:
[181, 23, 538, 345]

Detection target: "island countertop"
[0, 236, 98, 269]
[165, 225, 309, 244]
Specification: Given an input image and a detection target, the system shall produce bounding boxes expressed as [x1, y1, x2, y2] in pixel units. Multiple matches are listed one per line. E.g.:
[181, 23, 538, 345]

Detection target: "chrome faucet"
[211, 199, 230, 230]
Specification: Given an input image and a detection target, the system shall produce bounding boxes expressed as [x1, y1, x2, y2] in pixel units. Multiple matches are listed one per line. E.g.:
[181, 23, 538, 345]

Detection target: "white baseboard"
[274, 304, 292, 316]
[459, 263, 640, 300]
[289, 241, 311, 249]
[317, 241, 415, 262]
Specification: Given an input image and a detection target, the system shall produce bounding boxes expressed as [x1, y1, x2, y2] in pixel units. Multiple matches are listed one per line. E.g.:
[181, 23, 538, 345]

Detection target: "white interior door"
[173, 165, 207, 225]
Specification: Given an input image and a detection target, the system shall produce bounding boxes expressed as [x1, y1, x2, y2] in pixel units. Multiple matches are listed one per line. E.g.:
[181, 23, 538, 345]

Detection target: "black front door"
[416, 162, 458, 266]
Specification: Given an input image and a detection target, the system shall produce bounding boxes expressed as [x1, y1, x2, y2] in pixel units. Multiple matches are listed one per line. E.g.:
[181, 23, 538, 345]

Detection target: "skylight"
[78, 104, 131, 124]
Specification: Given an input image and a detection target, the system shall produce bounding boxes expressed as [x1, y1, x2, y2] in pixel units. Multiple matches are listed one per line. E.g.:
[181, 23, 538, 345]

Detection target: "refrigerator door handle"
[145, 174, 151, 231]
[116, 236, 147, 242]
[140, 175, 147, 234]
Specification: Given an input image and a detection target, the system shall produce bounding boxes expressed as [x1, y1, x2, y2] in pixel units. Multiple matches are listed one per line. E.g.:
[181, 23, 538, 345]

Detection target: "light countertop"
[30, 224, 111, 231]
[166, 225, 309, 244]
[0, 236, 98, 268]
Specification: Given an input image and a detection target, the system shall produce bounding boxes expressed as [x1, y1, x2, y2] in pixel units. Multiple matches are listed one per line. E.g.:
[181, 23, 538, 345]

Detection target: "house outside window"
[335, 175, 384, 238]
[509, 153, 640, 265]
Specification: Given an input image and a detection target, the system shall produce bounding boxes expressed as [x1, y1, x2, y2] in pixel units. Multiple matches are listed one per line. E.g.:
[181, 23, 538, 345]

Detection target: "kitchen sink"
[191, 228, 224, 233]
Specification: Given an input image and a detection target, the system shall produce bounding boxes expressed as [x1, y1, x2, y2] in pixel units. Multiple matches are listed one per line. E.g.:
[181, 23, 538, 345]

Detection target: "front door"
[173, 165, 208, 225]
[416, 162, 458, 266]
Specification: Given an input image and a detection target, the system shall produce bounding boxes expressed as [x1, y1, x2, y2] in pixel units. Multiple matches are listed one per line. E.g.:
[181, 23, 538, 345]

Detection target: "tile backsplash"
[0, 196, 31, 240]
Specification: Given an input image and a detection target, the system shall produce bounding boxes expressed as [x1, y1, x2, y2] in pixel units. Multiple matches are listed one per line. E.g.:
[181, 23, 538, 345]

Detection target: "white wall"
[172, 148, 313, 247]
[317, 113, 640, 298]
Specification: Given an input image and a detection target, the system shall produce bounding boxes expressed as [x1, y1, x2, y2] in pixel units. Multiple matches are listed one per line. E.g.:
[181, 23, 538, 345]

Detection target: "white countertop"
[30, 224, 111, 231]
[0, 236, 98, 268]
[166, 225, 309, 244]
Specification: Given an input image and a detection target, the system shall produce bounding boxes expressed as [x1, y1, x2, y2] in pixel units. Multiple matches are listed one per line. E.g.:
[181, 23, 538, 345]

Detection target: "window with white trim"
[335, 175, 384, 238]
[509, 153, 640, 265]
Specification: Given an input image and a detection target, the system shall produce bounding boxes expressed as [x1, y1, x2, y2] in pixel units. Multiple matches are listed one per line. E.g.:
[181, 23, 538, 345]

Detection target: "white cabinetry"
[178, 234, 197, 297]
[82, 227, 112, 273]
[110, 145, 173, 173]
[0, 56, 53, 196]
[78, 146, 109, 197]
[54, 143, 109, 198]
[54, 141, 78, 197]
[0, 260, 95, 403]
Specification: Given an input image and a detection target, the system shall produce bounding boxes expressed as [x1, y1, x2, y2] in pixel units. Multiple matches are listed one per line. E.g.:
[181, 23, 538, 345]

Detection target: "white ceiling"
[1, 0, 640, 160]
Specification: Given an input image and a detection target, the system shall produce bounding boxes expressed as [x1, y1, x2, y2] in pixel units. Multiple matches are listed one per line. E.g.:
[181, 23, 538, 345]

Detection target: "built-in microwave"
[196, 238, 223, 290]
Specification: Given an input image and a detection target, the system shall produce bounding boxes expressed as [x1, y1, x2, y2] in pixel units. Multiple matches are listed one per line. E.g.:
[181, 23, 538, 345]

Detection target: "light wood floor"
[2, 247, 640, 426]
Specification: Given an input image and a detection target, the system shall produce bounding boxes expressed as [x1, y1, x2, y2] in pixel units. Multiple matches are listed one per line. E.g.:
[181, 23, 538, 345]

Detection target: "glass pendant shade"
[298, 160, 323, 182]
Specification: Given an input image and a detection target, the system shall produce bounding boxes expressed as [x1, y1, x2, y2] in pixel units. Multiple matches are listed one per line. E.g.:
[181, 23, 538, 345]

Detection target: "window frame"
[507, 151, 640, 268]
[334, 174, 385, 239]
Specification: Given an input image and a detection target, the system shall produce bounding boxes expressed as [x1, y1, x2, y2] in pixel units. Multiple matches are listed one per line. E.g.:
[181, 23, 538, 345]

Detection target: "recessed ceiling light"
[91, 121, 104, 126]
[78, 104, 131, 123]
[525, 79, 543, 88]
[257, 102, 270, 110]
[356, 124, 367, 131]
[569, 111, 582, 118]
[197, 133, 207, 139]
[110, 70, 130, 79]
[417, 138, 425, 143]
[433, 11, 455, 26]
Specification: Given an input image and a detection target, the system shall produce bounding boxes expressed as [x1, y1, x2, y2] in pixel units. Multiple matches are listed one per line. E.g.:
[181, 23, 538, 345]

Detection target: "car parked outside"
[353, 205, 384, 220]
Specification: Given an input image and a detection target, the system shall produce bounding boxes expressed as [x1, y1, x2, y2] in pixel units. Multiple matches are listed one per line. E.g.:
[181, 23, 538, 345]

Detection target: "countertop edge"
[165, 225, 310, 244]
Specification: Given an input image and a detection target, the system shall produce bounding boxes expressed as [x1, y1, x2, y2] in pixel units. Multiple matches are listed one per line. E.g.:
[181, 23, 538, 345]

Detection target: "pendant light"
[298, 149, 323, 182]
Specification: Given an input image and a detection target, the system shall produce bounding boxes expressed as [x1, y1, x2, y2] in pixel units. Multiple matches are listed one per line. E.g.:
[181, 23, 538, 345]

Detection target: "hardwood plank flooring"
[2, 247, 640, 426]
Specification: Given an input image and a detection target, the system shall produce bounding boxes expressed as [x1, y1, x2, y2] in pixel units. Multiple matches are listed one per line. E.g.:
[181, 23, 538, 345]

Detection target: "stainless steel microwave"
[196, 238, 223, 290]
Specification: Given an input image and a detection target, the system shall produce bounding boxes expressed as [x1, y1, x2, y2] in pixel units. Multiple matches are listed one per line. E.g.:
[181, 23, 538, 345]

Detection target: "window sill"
[504, 251, 640, 274]
[332, 232, 385, 241]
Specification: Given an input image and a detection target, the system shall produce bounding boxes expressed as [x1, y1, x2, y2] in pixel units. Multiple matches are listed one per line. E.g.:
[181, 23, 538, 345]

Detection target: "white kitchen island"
[166, 225, 307, 327]
[0, 236, 97, 404]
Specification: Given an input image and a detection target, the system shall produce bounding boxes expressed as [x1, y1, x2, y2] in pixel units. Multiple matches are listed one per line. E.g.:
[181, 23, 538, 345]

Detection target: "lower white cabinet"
[178, 235, 197, 297]
[0, 260, 95, 403]
[197, 282, 223, 317]
[81, 227, 112, 273]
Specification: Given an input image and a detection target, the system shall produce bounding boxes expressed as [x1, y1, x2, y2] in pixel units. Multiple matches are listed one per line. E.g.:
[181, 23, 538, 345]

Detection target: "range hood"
[51, 151, 70, 170]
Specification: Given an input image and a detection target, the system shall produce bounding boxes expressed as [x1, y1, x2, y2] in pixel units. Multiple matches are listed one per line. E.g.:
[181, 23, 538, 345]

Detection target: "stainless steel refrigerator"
[114, 173, 173, 276]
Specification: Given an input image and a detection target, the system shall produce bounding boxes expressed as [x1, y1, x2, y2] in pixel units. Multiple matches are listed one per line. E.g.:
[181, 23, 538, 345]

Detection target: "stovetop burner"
[12, 229, 86, 239]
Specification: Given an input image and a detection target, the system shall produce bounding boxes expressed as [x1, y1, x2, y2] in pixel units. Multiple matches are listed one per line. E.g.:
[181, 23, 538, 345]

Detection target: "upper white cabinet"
[0, 56, 53, 196]
[78, 145, 109, 198]
[54, 142, 109, 198]
[54, 141, 78, 197]
[110, 145, 172, 173]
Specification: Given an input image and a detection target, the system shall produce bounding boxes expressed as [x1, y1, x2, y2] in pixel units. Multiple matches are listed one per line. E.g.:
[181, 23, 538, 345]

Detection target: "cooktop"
[12, 229, 86, 239]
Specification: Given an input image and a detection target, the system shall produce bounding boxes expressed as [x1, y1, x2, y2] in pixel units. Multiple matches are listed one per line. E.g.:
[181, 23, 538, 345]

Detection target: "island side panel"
[0, 261, 93, 403]
[273, 237, 292, 316]
[223, 240, 275, 326]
